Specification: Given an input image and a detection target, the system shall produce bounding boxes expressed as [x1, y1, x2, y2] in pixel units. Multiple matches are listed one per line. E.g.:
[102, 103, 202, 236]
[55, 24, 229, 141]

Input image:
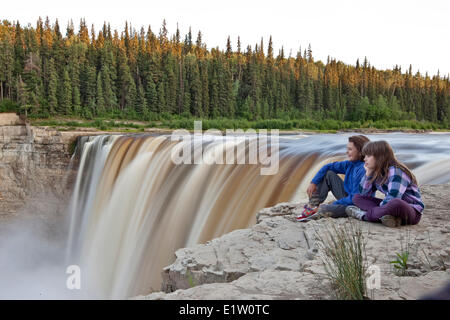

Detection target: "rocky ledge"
[136, 184, 450, 300]
[0, 123, 100, 218]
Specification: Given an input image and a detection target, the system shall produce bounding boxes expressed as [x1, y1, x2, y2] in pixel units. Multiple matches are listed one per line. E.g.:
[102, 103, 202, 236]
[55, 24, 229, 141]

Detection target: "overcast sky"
[3, 0, 449, 76]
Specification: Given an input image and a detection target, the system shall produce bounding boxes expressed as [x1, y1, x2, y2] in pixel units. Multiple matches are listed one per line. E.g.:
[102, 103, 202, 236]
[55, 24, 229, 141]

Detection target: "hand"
[307, 183, 317, 198]
[364, 163, 373, 177]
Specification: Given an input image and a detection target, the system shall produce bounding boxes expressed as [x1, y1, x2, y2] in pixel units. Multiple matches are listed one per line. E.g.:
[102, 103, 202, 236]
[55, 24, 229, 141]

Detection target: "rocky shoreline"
[136, 184, 450, 300]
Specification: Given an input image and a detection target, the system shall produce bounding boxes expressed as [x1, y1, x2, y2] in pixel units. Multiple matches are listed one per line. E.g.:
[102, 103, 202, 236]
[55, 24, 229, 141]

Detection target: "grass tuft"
[315, 221, 369, 300]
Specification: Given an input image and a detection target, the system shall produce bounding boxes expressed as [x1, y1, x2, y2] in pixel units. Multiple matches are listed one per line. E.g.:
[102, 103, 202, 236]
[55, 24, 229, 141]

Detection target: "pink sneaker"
[296, 204, 319, 222]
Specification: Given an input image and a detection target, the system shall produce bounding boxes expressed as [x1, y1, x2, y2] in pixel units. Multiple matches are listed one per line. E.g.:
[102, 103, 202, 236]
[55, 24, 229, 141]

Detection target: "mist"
[0, 196, 86, 299]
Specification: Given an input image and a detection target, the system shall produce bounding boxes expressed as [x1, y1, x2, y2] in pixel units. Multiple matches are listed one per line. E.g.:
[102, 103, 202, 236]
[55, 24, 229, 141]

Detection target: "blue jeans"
[310, 170, 348, 218]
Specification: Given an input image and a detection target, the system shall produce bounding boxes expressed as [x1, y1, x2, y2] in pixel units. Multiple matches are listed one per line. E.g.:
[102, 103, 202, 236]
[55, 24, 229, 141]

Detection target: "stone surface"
[0, 113, 25, 126]
[138, 184, 450, 300]
[136, 270, 333, 300]
[0, 125, 90, 218]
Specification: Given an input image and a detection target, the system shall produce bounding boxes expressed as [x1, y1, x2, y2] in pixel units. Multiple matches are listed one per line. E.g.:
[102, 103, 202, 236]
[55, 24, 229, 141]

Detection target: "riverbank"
[27, 116, 449, 135]
[29, 124, 449, 136]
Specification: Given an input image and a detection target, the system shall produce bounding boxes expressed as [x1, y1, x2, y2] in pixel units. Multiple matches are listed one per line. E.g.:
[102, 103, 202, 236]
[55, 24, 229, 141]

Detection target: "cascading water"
[65, 132, 450, 299]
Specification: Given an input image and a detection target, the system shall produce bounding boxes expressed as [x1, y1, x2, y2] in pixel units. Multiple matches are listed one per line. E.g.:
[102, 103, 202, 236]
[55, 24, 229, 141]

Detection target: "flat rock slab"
[136, 270, 333, 300]
[139, 184, 450, 300]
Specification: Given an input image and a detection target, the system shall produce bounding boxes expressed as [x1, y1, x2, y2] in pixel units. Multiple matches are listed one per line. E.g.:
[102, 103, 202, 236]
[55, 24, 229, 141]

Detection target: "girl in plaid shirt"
[346, 140, 424, 227]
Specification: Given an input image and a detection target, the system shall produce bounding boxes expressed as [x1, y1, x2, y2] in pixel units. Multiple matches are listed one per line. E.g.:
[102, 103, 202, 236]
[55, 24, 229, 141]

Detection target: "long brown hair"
[349, 135, 370, 161]
[362, 140, 418, 185]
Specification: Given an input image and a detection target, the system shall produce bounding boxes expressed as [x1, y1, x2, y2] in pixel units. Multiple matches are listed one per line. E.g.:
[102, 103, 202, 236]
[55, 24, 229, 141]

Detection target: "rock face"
[0, 124, 83, 218]
[137, 184, 450, 300]
[0, 113, 25, 126]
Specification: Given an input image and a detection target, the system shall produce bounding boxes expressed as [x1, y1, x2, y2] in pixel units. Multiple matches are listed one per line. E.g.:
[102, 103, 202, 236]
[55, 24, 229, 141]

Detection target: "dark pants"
[310, 171, 348, 218]
[353, 194, 422, 225]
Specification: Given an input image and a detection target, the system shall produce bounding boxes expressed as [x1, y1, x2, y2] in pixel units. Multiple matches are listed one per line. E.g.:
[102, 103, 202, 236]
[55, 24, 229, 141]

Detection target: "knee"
[352, 194, 363, 203]
[325, 170, 337, 181]
[388, 198, 405, 208]
[325, 170, 336, 177]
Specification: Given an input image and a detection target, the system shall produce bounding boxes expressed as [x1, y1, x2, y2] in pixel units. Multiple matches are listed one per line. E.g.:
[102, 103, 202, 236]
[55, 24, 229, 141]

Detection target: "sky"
[2, 0, 449, 77]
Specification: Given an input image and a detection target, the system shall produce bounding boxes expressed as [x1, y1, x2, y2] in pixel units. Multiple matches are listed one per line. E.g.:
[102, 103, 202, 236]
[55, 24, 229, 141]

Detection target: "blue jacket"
[311, 160, 365, 206]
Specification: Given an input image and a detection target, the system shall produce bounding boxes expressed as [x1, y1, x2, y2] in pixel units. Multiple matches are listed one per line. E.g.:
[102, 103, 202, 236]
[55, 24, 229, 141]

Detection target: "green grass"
[28, 115, 449, 133]
[315, 221, 369, 300]
[186, 270, 196, 288]
[390, 228, 418, 276]
[390, 252, 410, 275]
[29, 117, 150, 132]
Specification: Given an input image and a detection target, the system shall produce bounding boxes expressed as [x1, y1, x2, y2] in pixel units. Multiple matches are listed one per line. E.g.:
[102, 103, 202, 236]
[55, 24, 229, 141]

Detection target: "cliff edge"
[137, 184, 450, 300]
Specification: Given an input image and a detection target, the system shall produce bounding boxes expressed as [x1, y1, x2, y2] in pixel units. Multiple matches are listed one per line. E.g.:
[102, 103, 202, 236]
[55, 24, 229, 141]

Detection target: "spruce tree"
[61, 68, 72, 115]
[47, 58, 58, 115]
[145, 76, 157, 113]
[96, 72, 105, 115]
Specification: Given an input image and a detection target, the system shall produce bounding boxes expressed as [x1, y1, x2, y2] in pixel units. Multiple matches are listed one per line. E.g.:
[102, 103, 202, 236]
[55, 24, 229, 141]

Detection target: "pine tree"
[156, 81, 166, 114]
[125, 72, 137, 112]
[267, 36, 274, 65]
[136, 82, 148, 115]
[159, 19, 169, 52]
[145, 77, 157, 113]
[188, 56, 202, 117]
[0, 32, 14, 100]
[226, 36, 232, 59]
[96, 72, 105, 114]
[13, 22, 25, 75]
[184, 27, 193, 54]
[61, 68, 72, 115]
[66, 44, 82, 111]
[83, 65, 97, 111]
[47, 58, 58, 114]
[101, 64, 116, 111]
[66, 20, 75, 38]
[23, 51, 41, 114]
[200, 59, 209, 117]
[195, 31, 203, 58]
[307, 44, 313, 63]
[209, 67, 219, 118]
[117, 48, 136, 110]
[164, 53, 177, 114]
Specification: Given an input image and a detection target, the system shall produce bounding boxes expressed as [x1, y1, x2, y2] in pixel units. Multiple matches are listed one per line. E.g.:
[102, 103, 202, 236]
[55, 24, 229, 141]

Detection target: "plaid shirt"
[360, 166, 425, 214]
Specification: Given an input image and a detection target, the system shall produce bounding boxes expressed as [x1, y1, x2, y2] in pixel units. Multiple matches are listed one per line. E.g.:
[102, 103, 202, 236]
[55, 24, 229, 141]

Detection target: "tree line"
[0, 17, 449, 127]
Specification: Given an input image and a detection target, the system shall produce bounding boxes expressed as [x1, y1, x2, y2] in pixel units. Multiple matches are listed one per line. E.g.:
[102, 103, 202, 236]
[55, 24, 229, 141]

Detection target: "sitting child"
[296, 135, 370, 221]
[346, 140, 424, 227]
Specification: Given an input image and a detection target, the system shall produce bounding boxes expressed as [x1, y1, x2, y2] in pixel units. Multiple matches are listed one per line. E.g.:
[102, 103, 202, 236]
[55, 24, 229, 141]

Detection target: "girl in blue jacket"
[297, 135, 370, 221]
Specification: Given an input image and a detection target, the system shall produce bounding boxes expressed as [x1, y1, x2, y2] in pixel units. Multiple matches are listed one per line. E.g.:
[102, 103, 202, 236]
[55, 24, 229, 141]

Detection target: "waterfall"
[65, 133, 328, 298]
[65, 132, 450, 299]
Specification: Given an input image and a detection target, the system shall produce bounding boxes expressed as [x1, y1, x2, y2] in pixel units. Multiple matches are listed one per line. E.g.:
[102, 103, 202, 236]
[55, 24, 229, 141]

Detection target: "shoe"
[305, 207, 332, 221]
[380, 215, 402, 228]
[309, 195, 320, 207]
[316, 207, 333, 219]
[296, 204, 319, 222]
[345, 206, 367, 221]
